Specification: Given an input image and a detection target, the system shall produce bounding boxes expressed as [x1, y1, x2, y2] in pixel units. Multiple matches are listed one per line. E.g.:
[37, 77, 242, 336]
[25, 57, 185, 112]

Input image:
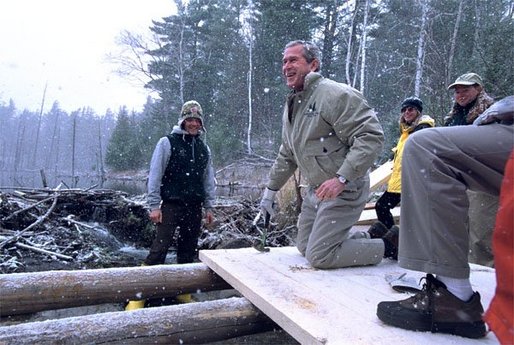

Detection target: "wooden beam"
[357, 206, 400, 225]
[0, 263, 231, 316]
[0, 297, 276, 344]
[369, 160, 393, 192]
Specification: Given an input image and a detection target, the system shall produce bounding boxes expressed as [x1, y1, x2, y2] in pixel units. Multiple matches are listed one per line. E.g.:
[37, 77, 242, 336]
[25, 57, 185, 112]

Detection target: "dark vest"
[160, 133, 210, 204]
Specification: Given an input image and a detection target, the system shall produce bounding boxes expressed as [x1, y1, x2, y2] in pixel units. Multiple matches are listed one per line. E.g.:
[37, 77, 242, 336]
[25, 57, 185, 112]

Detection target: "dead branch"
[0, 193, 58, 250]
[1, 195, 55, 222]
[0, 236, 73, 261]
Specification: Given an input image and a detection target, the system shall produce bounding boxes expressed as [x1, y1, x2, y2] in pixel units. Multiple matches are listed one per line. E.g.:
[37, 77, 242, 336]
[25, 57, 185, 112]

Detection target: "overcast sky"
[0, 0, 175, 114]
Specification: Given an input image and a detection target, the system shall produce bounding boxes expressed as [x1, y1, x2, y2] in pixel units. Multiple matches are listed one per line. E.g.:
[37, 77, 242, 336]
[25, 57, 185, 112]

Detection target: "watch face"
[338, 176, 347, 184]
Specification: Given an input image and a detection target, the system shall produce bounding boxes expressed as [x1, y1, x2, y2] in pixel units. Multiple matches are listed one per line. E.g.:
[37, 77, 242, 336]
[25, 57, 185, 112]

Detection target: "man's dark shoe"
[382, 225, 399, 260]
[377, 274, 487, 339]
[367, 221, 388, 239]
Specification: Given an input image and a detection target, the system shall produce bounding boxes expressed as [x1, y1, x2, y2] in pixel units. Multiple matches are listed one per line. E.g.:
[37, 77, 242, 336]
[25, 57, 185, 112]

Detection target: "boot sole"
[377, 303, 432, 332]
[377, 305, 487, 339]
[433, 321, 487, 339]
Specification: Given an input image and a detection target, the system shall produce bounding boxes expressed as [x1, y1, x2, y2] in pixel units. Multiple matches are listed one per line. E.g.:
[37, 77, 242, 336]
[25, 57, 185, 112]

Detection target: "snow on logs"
[0, 297, 276, 344]
[0, 263, 231, 316]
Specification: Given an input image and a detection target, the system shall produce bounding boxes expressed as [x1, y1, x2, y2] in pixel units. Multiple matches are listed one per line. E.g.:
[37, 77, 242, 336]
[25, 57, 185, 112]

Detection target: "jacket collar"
[288, 72, 323, 97]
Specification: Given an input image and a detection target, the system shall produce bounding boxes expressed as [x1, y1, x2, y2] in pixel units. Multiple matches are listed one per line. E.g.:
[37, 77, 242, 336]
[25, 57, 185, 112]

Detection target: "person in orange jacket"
[484, 149, 514, 344]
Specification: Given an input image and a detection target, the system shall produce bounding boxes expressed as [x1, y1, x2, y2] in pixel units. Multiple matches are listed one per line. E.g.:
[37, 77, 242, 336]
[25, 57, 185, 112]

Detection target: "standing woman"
[368, 97, 434, 246]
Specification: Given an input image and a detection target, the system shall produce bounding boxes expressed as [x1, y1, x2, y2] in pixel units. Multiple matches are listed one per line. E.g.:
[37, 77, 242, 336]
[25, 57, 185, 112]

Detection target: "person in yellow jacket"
[368, 97, 434, 252]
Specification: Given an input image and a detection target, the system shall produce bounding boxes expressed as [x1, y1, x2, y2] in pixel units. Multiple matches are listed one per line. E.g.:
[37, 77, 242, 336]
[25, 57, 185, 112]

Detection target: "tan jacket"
[268, 72, 384, 190]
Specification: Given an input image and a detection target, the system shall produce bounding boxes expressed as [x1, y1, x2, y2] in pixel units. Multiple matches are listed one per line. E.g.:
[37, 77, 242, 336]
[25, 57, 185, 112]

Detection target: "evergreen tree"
[105, 107, 142, 171]
[251, 0, 319, 154]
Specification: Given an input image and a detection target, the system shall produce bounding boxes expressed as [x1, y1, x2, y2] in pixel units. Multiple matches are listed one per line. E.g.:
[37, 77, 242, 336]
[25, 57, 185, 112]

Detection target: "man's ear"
[310, 59, 320, 72]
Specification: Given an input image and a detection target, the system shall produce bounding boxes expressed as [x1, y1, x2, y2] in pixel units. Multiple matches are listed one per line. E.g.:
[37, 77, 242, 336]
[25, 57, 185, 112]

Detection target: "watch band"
[337, 175, 347, 184]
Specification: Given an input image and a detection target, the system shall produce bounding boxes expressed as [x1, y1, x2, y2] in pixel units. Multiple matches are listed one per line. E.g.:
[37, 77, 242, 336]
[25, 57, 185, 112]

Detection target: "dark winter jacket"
[160, 133, 210, 203]
[147, 126, 215, 210]
[444, 90, 494, 126]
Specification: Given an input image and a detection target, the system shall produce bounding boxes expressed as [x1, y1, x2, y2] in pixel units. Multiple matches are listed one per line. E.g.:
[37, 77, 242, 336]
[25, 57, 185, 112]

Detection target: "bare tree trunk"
[471, 0, 481, 63]
[359, 0, 370, 93]
[178, 17, 186, 104]
[97, 121, 106, 187]
[345, 1, 359, 85]
[31, 82, 47, 168]
[414, 0, 429, 97]
[321, 2, 338, 77]
[71, 114, 77, 187]
[45, 110, 60, 171]
[246, 3, 254, 155]
[447, 0, 465, 85]
[13, 115, 27, 181]
[352, 40, 362, 89]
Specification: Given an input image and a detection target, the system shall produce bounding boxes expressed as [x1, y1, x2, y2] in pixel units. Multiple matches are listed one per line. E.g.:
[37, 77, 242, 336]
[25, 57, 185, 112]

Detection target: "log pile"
[0, 187, 297, 274]
[0, 187, 152, 273]
[0, 264, 283, 344]
[199, 195, 297, 250]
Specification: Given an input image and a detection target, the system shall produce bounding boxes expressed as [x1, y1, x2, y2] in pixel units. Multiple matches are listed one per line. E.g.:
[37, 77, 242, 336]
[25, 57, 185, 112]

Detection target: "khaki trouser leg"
[467, 190, 498, 267]
[399, 125, 512, 279]
[297, 181, 383, 269]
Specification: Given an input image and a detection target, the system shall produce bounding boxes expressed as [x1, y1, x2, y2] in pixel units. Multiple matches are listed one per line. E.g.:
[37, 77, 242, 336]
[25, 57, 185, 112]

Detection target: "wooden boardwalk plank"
[369, 160, 393, 192]
[357, 206, 400, 225]
[200, 247, 498, 345]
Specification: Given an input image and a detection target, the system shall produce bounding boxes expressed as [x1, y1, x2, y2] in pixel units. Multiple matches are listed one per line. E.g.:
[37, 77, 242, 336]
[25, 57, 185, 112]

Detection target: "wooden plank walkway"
[200, 246, 498, 345]
[357, 206, 400, 225]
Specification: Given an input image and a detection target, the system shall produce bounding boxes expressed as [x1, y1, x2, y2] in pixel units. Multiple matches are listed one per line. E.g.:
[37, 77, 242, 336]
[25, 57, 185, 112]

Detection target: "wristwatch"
[337, 175, 348, 184]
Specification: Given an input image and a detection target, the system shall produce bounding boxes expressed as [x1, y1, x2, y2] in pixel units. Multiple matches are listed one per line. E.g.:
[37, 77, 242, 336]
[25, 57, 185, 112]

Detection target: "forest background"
[1, 0, 513, 191]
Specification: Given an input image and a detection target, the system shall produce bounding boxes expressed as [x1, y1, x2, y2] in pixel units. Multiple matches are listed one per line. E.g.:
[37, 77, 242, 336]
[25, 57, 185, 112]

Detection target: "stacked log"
[0, 263, 281, 344]
[0, 263, 230, 316]
[0, 297, 275, 344]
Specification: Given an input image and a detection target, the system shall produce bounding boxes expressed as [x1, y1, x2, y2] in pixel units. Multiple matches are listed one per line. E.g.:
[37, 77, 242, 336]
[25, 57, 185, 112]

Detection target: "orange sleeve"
[484, 150, 514, 345]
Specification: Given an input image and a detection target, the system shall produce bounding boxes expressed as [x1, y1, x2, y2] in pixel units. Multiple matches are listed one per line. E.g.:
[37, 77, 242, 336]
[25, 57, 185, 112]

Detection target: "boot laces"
[410, 275, 438, 309]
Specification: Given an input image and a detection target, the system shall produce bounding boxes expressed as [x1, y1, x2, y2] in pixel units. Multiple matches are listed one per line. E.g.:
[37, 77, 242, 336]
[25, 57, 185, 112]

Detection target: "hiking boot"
[367, 221, 389, 239]
[175, 293, 193, 303]
[382, 225, 399, 260]
[377, 274, 486, 339]
[125, 299, 145, 311]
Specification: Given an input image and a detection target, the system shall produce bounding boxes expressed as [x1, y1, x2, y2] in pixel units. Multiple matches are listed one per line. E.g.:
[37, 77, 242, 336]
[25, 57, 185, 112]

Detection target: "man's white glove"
[259, 188, 277, 217]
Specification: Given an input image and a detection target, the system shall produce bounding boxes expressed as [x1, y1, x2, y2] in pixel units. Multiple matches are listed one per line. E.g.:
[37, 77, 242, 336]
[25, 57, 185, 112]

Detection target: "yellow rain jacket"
[387, 114, 435, 193]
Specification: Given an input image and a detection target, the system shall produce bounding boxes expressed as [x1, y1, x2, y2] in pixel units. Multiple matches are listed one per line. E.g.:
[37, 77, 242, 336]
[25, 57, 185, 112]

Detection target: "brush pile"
[0, 187, 297, 274]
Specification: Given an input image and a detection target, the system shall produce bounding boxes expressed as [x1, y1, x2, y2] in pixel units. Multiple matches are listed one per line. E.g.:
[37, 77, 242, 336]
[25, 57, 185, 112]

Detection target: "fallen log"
[0, 297, 276, 344]
[0, 263, 231, 316]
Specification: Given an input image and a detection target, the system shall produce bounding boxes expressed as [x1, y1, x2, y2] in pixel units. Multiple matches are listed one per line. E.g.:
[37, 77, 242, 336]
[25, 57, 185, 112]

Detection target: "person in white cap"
[446, 72, 497, 267]
[445, 72, 494, 126]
